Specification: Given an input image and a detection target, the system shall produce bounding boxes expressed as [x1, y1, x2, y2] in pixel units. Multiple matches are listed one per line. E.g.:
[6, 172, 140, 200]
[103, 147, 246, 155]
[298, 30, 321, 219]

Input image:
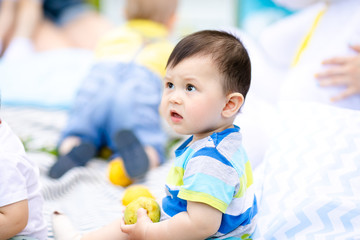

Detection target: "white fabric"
[0, 120, 47, 240]
[2, 37, 35, 61]
[258, 0, 360, 110]
[254, 102, 360, 239]
[228, 27, 286, 105]
[234, 94, 278, 169]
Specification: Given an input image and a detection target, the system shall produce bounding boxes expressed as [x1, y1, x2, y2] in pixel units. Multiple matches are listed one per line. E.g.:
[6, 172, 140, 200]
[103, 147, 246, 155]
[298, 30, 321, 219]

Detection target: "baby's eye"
[186, 84, 196, 92]
[166, 82, 174, 89]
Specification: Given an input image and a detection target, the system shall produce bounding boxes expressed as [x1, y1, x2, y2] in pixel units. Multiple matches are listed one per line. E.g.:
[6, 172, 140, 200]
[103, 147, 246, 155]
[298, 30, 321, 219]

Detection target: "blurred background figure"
[0, 0, 113, 60]
[0, 0, 41, 58]
[237, 0, 294, 38]
[256, 0, 360, 109]
[48, 0, 178, 184]
[236, 0, 360, 169]
[1, 0, 359, 170]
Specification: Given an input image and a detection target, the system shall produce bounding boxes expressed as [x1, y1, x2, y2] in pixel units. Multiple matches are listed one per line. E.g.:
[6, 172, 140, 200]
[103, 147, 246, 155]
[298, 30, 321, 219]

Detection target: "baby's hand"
[121, 208, 152, 240]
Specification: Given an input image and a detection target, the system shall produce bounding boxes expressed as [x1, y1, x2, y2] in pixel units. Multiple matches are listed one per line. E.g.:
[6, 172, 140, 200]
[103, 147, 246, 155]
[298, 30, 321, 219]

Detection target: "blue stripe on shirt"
[231, 147, 249, 174]
[209, 125, 240, 146]
[218, 198, 258, 234]
[192, 147, 233, 167]
[162, 186, 187, 217]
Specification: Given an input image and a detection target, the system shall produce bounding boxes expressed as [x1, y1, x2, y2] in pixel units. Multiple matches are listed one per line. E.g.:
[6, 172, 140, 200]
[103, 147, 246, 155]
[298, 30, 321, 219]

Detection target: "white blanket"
[3, 102, 360, 239]
[2, 107, 170, 238]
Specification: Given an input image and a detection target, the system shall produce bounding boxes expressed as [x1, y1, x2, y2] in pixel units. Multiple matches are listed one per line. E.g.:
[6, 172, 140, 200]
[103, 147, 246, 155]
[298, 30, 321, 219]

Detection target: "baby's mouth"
[171, 110, 183, 119]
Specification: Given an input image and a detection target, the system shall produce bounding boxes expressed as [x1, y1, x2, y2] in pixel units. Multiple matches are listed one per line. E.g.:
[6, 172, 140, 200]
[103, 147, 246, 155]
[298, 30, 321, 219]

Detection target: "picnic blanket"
[2, 106, 171, 239]
[3, 101, 360, 239]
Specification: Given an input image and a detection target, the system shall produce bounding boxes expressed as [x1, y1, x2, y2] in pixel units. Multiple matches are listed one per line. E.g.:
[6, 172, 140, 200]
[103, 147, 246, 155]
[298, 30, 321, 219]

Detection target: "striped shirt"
[162, 125, 257, 239]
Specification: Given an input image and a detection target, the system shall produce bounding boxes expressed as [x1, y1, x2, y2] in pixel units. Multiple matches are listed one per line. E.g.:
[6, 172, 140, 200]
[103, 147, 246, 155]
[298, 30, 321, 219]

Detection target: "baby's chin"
[172, 128, 188, 135]
[170, 126, 191, 136]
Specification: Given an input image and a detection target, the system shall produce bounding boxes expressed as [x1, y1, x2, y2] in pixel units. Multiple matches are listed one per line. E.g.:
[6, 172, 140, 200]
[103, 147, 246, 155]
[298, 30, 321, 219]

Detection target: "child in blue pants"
[48, 0, 178, 183]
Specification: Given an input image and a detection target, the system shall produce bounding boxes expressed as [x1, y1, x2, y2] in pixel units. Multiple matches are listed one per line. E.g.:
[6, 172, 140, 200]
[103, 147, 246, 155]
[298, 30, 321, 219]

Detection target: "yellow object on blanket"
[122, 185, 155, 206]
[108, 158, 133, 187]
[124, 197, 161, 224]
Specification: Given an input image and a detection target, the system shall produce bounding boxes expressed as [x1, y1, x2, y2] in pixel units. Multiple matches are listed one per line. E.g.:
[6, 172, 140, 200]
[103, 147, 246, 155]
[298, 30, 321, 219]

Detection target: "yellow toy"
[122, 184, 155, 206]
[108, 158, 133, 187]
[123, 197, 161, 224]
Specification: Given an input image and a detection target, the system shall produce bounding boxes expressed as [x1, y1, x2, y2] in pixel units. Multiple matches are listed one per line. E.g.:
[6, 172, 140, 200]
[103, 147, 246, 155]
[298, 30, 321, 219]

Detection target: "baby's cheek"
[158, 99, 166, 117]
[188, 104, 206, 122]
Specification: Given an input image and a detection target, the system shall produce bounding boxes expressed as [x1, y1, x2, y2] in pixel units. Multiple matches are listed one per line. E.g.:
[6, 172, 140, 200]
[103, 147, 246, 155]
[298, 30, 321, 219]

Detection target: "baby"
[52, 30, 257, 240]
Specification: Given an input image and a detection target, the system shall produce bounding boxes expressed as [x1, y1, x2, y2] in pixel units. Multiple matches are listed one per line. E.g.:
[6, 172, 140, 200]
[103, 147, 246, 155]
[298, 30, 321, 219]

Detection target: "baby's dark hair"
[167, 30, 251, 98]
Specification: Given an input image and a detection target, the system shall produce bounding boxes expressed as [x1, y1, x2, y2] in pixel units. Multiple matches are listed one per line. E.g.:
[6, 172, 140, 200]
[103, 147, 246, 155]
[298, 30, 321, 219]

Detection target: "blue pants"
[60, 61, 166, 162]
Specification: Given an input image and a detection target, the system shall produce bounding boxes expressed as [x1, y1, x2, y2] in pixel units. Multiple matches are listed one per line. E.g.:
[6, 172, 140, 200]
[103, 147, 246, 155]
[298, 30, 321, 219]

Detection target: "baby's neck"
[191, 123, 235, 143]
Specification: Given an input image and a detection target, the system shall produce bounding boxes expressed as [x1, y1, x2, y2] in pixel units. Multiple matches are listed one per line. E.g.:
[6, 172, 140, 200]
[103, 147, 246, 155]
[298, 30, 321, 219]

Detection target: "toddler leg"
[52, 212, 128, 240]
[114, 130, 149, 179]
[52, 212, 82, 240]
[48, 141, 96, 179]
[81, 219, 128, 240]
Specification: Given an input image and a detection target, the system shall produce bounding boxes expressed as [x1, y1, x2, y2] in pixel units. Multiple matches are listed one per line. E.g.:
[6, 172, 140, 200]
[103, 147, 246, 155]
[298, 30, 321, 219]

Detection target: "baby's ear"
[222, 93, 244, 118]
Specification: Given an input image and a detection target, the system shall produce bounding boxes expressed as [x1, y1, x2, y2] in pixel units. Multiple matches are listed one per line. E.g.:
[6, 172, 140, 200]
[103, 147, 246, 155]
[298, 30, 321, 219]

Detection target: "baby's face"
[160, 55, 228, 139]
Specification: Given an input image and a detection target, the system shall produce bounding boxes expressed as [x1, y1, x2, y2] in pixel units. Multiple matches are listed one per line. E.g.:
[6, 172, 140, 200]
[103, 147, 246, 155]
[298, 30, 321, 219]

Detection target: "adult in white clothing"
[255, 0, 360, 110]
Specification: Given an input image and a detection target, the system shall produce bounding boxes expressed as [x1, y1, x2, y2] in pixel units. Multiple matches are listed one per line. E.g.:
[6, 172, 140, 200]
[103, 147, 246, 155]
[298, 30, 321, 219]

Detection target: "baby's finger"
[120, 219, 133, 233]
[137, 208, 147, 216]
[137, 208, 150, 221]
[120, 217, 126, 226]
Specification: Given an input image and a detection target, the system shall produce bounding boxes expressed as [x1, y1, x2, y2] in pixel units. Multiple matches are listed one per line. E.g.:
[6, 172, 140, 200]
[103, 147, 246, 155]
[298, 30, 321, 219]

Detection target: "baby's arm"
[0, 199, 29, 239]
[121, 201, 222, 240]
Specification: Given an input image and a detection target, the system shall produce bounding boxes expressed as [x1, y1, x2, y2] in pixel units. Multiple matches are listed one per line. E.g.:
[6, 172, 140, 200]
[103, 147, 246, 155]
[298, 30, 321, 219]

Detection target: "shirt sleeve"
[177, 147, 239, 213]
[0, 154, 28, 207]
